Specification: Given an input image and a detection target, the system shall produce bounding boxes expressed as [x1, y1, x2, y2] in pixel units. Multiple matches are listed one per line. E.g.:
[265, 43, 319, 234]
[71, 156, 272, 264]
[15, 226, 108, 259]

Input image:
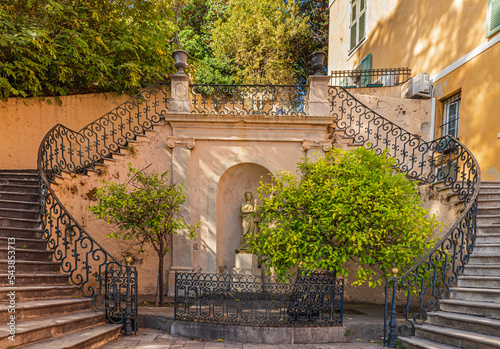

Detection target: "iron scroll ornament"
[174, 269, 344, 327]
[328, 86, 480, 343]
[190, 84, 308, 116]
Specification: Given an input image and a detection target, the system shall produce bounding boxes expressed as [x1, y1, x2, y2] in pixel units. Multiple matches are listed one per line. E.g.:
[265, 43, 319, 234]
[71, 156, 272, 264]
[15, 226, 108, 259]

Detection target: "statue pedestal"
[232, 253, 262, 277]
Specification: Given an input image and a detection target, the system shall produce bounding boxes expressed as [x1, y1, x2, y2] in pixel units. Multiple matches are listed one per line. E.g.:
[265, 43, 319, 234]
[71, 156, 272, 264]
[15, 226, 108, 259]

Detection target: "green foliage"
[89, 163, 198, 305]
[250, 147, 441, 287]
[210, 0, 310, 85]
[90, 164, 197, 255]
[0, 0, 177, 102]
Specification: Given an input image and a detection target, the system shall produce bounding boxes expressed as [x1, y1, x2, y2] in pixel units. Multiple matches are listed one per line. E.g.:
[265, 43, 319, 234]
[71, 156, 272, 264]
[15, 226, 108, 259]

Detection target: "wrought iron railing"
[328, 86, 480, 347]
[190, 84, 307, 115]
[330, 67, 411, 88]
[37, 81, 172, 334]
[174, 269, 343, 326]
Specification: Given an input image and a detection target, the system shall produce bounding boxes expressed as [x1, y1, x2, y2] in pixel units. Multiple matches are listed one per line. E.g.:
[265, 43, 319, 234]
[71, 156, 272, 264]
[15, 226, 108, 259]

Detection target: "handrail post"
[387, 268, 399, 348]
[123, 257, 133, 336]
[383, 278, 389, 346]
[174, 271, 178, 320]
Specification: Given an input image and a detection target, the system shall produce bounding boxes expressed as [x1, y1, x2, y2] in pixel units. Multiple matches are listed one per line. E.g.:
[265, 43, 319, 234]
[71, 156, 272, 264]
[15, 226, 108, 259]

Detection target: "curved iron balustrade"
[174, 269, 344, 326]
[190, 84, 308, 115]
[328, 86, 480, 346]
[37, 81, 172, 334]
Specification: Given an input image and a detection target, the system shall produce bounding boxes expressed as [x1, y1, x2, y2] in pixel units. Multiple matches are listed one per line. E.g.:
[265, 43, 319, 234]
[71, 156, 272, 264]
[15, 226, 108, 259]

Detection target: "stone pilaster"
[302, 139, 332, 161]
[167, 136, 195, 296]
[169, 73, 191, 113]
[306, 75, 331, 116]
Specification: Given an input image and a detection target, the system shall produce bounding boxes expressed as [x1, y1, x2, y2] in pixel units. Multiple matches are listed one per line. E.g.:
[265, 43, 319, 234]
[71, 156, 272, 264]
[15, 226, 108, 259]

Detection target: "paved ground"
[100, 328, 383, 348]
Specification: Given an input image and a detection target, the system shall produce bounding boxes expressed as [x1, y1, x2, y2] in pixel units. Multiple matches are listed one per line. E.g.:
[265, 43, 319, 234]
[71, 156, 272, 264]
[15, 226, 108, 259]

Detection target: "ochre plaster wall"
[329, 0, 489, 75]
[328, 0, 499, 179]
[433, 42, 500, 180]
[0, 93, 129, 169]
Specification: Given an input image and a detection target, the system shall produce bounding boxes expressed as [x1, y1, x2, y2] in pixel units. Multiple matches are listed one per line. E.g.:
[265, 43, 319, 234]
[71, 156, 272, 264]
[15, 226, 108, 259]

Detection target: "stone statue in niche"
[233, 191, 262, 277]
[239, 191, 258, 252]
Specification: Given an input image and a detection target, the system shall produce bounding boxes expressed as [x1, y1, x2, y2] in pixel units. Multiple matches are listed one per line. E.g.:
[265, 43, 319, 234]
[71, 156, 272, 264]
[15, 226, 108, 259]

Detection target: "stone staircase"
[0, 170, 122, 348]
[399, 181, 500, 348]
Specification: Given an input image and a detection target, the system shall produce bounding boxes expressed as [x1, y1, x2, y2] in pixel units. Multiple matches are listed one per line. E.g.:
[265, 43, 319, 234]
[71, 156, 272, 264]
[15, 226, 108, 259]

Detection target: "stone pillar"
[167, 136, 196, 297]
[302, 140, 332, 161]
[306, 75, 331, 116]
[169, 73, 191, 113]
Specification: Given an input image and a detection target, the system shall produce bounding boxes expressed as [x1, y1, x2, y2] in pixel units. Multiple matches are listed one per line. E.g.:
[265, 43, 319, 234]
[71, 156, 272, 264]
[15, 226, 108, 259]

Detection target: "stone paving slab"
[99, 328, 383, 349]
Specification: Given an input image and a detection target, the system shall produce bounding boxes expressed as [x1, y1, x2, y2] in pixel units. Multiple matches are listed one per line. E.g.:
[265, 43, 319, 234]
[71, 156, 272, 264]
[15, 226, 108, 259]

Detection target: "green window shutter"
[360, 54, 372, 87]
[487, 0, 500, 37]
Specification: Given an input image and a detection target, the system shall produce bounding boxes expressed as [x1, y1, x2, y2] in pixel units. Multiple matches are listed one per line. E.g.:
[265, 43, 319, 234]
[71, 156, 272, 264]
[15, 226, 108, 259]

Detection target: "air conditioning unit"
[401, 72, 431, 99]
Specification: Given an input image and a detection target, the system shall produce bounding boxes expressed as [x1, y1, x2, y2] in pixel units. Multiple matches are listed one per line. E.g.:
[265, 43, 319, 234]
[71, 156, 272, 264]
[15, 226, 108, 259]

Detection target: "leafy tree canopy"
[1, 0, 329, 101]
[89, 164, 198, 306]
[0, 0, 177, 102]
[249, 147, 442, 287]
[210, 0, 310, 85]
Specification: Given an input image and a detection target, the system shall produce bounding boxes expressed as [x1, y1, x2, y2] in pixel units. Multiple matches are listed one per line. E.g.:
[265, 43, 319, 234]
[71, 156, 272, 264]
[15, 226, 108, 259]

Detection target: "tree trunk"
[157, 254, 164, 307]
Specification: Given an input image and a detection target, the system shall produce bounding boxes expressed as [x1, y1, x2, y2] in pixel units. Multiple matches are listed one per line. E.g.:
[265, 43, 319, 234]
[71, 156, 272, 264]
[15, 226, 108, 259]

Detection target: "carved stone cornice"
[302, 139, 332, 152]
[167, 136, 196, 149]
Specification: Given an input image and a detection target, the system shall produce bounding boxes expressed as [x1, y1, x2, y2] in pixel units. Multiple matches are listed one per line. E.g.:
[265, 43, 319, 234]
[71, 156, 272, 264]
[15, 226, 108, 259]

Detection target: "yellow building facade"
[328, 0, 500, 180]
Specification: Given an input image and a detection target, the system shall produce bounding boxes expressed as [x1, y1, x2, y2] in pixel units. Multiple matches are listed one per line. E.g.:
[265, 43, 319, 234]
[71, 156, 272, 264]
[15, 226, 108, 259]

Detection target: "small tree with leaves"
[249, 147, 441, 287]
[90, 164, 197, 306]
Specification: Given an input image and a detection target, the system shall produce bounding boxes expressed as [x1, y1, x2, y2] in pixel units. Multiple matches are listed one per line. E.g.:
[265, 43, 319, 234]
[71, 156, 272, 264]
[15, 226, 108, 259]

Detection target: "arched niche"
[215, 163, 274, 274]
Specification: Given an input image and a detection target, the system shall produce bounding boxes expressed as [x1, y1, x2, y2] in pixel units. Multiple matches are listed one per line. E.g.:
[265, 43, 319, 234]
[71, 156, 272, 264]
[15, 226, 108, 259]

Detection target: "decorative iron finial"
[391, 267, 399, 277]
[125, 256, 133, 266]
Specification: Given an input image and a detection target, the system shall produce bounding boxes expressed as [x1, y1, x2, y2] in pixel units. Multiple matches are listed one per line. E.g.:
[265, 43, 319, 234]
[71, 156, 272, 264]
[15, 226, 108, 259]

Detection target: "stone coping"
[136, 303, 398, 344]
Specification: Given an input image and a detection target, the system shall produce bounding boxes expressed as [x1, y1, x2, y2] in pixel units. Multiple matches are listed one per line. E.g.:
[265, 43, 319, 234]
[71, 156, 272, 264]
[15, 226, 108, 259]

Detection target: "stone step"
[458, 276, 500, 288]
[0, 272, 68, 286]
[440, 299, 500, 320]
[0, 237, 46, 250]
[479, 192, 500, 200]
[481, 186, 500, 193]
[473, 243, 500, 254]
[476, 233, 500, 244]
[398, 336, 459, 349]
[428, 311, 500, 337]
[0, 285, 80, 302]
[0, 227, 43, 239]
[469, 254, 500, 264]
[0, 208, 39, 220]
[0, 192, 38, 202]
[477, 215, 500, 225]
[479, 200, 500, 208]
[0, 259, 58, 273]
[478, 207, 500, 216]
[0, 217, 40, 229]
[450, 287, 500, 302]
[0, 199, 38, 211]
[0, 298, 92, 323]
[477, 225, 500, 235]
[16, 323, 122, 349]
[0, 247, 52, 261]
[0, 311, 107, 348]
[0, 184, 38, 194]
[0, 172, 38, 181]
[464, 264, 500, 276]
[0, 178, 38, 187]
[414, 324, 500, 349]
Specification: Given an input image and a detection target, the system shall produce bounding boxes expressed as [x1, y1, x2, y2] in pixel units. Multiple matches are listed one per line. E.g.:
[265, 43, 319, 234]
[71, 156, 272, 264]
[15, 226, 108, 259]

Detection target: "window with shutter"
[349, 0, 367, 53]
[360, 54, 372, 87]
[442, 93, 461, 139]
[487, 0, 500, 37]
